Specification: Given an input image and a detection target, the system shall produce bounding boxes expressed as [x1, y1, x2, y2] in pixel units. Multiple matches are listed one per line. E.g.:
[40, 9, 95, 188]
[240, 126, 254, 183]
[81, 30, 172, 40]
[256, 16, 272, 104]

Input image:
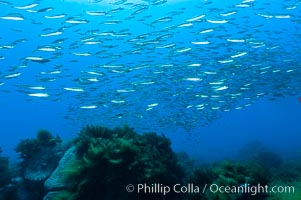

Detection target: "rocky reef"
[44, 125, 184, 200]
[0, 130, 71, 200]
[0, 128, 300, 200]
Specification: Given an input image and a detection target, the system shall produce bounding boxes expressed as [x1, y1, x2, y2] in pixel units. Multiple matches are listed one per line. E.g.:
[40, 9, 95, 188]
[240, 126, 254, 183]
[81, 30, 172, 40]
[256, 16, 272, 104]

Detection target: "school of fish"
[0, 0, 300, 132]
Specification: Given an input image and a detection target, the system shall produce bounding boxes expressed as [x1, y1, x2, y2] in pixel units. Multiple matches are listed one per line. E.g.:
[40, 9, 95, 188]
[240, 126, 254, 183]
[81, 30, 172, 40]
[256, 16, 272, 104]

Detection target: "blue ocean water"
[0, 0, 300, 162]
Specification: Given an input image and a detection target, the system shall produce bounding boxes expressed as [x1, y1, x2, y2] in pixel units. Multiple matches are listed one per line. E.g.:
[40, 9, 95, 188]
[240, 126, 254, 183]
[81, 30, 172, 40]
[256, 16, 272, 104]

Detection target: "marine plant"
[37, 129, 58, 146]
[60, 125, 184, 200]
[0, 147, 11, 187]
[15, 139, 40, 160]
[211, 161, 270, 200]
[267, 154, 301, 200]
[267, 181, 301, 200]
[50, 190, 76, 200]
[185, 164, 215, 200]
[272, 158, 301, 183]
[15, 129, 59, 163]
[186, 161, 271, 200]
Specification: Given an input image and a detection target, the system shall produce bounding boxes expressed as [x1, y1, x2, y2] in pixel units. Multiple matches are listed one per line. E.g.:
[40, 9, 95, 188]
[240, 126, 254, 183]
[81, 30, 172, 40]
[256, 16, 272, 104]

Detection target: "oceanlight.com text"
[209, 183, 295, 196]
[125, 183, 295, 196]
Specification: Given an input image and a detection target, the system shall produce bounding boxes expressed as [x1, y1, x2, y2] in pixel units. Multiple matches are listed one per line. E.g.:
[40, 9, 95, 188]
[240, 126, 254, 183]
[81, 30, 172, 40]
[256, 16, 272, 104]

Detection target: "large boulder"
[44, 145, 77, 191]
[24, 141, 72, 185]
[14, 139, 72, 200]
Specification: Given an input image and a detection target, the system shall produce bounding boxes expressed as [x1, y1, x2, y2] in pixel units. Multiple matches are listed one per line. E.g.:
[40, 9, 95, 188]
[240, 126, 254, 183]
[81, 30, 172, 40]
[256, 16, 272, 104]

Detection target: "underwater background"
[0, 0, 301, 199]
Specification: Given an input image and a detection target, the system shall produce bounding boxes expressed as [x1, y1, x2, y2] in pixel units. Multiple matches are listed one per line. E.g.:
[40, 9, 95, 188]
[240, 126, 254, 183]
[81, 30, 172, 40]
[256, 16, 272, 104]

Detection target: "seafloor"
[0, 126, 300, 200]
